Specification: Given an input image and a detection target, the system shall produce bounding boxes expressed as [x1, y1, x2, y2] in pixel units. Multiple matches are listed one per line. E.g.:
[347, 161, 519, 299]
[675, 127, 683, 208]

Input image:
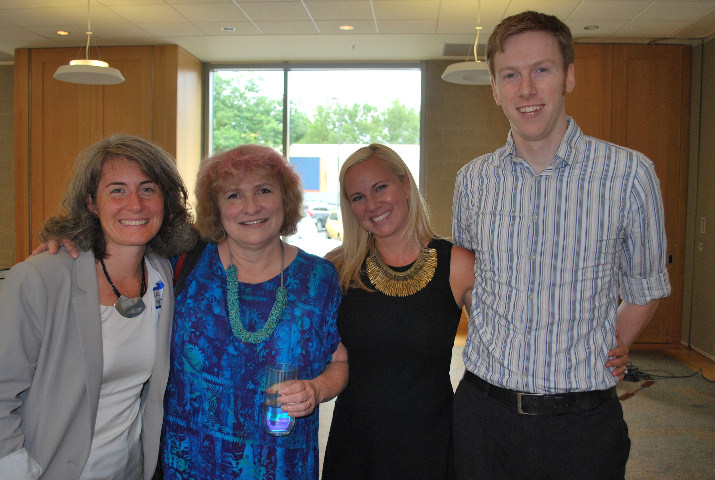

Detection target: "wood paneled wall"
[14, 45, 202, 259]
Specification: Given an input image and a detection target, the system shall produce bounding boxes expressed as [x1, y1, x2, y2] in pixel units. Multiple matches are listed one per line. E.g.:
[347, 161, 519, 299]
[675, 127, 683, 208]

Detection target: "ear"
[491, 76, 501, 106]
[564, 63, 575, 95]
[401, 175, 411, 200]
[86, 194, 97, 215]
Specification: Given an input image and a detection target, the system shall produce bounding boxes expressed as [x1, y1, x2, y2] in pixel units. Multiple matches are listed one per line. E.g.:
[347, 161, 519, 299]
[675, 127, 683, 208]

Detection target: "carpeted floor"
[619, 350, 715, 479]
[318, 348, 715, 478]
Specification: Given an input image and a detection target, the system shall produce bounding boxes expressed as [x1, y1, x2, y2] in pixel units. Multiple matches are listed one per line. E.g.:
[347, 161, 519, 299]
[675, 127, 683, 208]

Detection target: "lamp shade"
[441, 61, 491, 85]
[53, 59, 125, 85]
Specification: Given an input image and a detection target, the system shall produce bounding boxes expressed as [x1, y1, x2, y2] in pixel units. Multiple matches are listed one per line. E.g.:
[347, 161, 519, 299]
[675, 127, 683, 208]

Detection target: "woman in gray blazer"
[0, 135, 196, 480]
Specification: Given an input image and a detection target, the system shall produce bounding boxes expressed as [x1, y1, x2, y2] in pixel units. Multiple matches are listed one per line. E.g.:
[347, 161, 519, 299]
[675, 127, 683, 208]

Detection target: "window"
[209, 65, 422, 256]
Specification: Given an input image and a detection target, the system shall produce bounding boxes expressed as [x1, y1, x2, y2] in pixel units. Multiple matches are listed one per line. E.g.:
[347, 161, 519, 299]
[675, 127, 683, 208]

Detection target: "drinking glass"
[262, 363, 298, 436]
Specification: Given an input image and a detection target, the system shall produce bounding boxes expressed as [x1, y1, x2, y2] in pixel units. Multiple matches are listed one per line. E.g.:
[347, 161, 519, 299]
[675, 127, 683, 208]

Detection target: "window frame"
[202, 62, 427, 191]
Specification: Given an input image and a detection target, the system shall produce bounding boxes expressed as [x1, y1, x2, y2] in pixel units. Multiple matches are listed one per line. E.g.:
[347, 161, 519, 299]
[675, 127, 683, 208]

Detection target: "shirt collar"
[555, 116, 584, 167]
[498, 116, 584, 170]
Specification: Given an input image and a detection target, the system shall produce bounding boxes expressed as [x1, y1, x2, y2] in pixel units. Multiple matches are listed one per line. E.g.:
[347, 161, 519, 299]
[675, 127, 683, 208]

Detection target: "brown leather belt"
[464, 370, 618, 415]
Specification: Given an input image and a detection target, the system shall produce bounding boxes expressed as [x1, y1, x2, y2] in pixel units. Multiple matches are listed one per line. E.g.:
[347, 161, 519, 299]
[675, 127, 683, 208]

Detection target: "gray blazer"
[0, 249, 174, 479]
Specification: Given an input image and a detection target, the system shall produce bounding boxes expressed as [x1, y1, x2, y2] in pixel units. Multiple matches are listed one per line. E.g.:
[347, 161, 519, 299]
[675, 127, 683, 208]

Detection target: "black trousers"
[453, 375, 630, 480]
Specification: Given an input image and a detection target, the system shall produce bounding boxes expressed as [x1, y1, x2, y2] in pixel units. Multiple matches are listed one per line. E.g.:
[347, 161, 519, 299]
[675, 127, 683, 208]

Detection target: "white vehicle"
[284, 206, 319, 250]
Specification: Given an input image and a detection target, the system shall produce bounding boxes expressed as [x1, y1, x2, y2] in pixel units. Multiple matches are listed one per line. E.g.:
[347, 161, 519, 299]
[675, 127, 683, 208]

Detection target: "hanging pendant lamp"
[53, 0, 125, 85]
[442, 0, 490, 85]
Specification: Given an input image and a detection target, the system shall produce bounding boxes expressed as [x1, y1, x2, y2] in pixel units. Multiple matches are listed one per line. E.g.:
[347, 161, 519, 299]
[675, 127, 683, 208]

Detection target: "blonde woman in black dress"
[321, 144, 474, 479]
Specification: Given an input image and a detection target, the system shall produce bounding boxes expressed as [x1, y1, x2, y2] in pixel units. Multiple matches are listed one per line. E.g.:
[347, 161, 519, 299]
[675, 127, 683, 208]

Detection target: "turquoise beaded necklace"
[226, 241, 288, 343]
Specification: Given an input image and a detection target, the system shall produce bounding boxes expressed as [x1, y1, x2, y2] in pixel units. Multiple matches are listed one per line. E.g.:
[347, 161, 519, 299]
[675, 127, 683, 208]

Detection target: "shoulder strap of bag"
[173, 238, 207, 297]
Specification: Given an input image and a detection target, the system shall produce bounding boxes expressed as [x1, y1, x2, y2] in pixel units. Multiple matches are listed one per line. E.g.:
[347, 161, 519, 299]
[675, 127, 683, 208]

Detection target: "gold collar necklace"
[366, 245, 437, 297]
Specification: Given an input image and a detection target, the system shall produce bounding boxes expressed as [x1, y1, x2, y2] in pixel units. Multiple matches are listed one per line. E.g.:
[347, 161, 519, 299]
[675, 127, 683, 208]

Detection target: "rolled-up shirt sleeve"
[453, 162, 475, 250]
[618, 158, 671, 304]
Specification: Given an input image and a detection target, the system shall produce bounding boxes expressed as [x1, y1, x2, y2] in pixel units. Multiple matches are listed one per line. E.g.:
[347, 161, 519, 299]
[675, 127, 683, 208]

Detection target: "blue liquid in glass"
[263, 404, 294, 436]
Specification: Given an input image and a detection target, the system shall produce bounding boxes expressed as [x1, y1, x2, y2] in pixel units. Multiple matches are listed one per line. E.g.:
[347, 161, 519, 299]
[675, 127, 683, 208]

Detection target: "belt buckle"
[516, 392, 544, 415]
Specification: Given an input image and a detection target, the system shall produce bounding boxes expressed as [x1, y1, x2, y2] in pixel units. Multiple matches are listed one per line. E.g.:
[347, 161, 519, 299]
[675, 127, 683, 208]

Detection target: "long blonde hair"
[326, 144, 435, 293]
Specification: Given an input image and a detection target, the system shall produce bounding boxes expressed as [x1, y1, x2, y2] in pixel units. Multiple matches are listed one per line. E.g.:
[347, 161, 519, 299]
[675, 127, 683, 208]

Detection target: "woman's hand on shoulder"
[31, 238, 79, 259]
[450, 245, 475, 309]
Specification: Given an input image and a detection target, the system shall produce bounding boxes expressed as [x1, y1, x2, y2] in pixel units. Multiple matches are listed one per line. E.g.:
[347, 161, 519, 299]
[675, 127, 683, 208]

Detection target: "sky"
[288, 68, 422, 115]
[214, 67, 422, 117]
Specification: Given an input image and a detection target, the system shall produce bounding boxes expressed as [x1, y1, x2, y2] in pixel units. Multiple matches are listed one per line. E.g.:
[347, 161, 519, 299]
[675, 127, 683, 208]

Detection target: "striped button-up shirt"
[452, 118, 671, 394]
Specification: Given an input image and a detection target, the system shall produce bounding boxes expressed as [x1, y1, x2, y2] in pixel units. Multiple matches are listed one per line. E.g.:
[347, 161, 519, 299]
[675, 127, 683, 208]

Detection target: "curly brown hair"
[194, 144, 303, 242]
[41, 134, 197, 259]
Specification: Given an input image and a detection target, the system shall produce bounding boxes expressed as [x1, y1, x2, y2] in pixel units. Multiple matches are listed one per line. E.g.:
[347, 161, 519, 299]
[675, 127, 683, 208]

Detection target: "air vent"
[443, 43, 486, 59]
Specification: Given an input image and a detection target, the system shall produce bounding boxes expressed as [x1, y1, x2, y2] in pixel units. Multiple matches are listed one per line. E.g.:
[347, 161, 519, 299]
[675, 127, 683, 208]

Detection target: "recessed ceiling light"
[56, 30, 70, 36]
[339, 25, 354, 31]
[584, 25, 599, 31]
[221, 26, 236, 32]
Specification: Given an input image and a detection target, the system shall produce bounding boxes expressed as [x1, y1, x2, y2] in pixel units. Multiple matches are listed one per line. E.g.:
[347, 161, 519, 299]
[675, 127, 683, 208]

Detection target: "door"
[611, 45, 690, 343]
[567, 44, 613, 140]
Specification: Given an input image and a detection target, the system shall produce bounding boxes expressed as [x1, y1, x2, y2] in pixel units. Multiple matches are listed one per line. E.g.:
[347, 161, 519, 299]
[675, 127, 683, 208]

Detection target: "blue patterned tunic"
[161, 243, 342, 479]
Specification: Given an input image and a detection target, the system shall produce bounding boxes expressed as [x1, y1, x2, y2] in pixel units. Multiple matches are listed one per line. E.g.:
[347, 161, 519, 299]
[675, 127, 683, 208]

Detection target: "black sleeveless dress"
[322, 238, 462, 480]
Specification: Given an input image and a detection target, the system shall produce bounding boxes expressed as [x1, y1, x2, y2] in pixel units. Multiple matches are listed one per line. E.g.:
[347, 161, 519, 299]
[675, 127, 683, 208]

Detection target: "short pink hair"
[195, 144, 303, 242]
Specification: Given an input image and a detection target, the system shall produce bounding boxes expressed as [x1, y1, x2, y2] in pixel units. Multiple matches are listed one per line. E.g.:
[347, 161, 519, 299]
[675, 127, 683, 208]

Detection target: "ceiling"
[1, 0, 714, 64]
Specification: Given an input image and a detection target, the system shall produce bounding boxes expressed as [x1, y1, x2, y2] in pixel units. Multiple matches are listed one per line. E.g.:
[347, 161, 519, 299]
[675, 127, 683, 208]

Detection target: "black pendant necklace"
[99, 257, 147, 318]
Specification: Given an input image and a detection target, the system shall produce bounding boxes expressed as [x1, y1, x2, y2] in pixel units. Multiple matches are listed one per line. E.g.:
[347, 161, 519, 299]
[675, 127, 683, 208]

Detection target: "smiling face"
[88, 155, 164, 255]
[217, 170, 285, 251]
[343, 155, 411, 243]
[491, 30, 575, 154]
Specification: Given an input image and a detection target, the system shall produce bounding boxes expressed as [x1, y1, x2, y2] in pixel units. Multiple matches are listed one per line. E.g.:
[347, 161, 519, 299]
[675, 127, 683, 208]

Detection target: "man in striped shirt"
[451, 11, 671, 479]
